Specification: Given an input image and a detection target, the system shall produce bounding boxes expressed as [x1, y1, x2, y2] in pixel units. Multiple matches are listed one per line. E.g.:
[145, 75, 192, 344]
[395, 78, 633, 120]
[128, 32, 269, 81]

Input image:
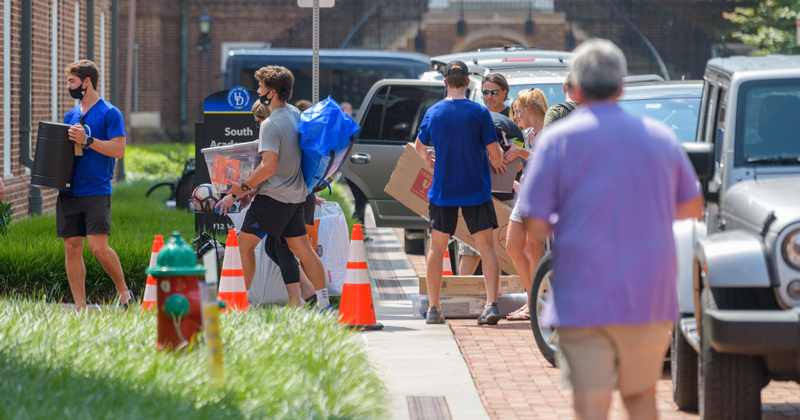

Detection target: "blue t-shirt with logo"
[417, 98, 498, 206]
[62, 99, 126, 196]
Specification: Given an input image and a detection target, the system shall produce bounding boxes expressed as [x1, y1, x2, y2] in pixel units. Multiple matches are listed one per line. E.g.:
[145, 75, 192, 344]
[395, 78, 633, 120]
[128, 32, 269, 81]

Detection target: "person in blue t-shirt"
[60, 60, 132, 310]
[414, 60, 507, 326]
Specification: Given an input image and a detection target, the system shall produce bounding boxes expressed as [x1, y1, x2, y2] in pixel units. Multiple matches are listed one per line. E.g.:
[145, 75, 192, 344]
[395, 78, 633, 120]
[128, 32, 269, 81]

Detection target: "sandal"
[506, 307, 530, 321]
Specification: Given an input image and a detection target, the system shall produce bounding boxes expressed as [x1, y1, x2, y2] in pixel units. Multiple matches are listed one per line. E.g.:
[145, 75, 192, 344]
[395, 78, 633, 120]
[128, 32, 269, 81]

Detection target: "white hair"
[569, 39, 627, 101]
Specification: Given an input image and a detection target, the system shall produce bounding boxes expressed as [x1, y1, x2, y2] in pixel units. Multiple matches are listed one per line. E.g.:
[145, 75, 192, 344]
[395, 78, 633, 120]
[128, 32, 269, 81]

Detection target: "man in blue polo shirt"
[519, 39, 703, 419]
[61, 60, 132, 310]
[415, 60, 507, 325]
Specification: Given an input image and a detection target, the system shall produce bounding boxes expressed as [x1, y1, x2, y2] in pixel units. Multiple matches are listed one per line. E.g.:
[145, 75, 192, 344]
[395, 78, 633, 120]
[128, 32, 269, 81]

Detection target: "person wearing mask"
[216, 66, 331, 310]
[60, 60, 132, 310]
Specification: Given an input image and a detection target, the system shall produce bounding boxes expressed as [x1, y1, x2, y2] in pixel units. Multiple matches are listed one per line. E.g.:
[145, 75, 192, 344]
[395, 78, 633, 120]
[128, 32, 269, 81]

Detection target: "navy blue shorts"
[428, 200, 497, 236]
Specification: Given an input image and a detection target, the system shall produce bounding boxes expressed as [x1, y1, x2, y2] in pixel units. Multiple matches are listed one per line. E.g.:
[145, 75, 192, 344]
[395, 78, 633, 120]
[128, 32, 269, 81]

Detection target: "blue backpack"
[297, 96, 360, 194]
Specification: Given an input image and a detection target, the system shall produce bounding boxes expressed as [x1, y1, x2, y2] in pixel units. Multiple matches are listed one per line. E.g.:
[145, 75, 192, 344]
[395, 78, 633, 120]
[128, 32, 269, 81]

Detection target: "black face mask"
[259, 94, 270, 107]
[69, 84, 86, 100]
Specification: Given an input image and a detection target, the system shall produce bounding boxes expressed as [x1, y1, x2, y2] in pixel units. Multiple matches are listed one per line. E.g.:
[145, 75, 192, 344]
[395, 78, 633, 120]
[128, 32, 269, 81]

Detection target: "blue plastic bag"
[297, 96, 361, 193]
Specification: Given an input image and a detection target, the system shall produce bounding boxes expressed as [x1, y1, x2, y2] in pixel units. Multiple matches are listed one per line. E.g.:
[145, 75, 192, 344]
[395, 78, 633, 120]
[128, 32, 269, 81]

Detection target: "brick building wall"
[117, 1, 567, 144]
[1, 0, 116, 220]
[117, 0, 383, 142]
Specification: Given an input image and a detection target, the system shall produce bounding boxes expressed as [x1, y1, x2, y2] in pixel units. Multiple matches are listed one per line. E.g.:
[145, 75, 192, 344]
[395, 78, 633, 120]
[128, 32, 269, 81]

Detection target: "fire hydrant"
[146, 232, 205, 351]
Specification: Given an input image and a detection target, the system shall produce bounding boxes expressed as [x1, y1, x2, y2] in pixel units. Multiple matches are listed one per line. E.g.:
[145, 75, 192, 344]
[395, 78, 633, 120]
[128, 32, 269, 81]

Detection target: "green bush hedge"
[0, 180, 195, 303]
[0, 179, 357, 304]
[125, 143, 195, 181]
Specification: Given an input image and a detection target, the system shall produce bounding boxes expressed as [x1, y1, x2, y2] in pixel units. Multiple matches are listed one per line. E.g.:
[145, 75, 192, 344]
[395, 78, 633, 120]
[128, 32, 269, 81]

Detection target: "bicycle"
[146, 158, 196, 209]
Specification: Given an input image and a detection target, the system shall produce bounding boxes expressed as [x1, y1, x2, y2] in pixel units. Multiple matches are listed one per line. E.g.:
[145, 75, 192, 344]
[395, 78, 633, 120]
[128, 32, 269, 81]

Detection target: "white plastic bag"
[247, 239, 292, 305]
[308, 201, 350, 295]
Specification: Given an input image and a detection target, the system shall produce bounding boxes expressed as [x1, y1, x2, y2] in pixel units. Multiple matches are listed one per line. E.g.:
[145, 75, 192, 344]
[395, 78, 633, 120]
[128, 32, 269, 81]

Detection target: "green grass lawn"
[0, 299, 386, 419]
[0, 179, 196, 303]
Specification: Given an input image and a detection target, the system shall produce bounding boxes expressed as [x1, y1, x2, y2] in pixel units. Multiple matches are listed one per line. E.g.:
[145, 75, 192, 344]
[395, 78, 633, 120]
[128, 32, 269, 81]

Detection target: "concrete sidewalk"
[357, 225, 800, 420]
[361, 226, 489, 420]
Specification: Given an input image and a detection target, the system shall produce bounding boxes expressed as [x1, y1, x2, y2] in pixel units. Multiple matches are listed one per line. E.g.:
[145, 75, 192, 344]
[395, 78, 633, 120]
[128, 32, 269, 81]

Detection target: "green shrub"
[0, 300, 387, 419]
[125, 144, 195, 181]
[317, 180, 357, 234]
[1, 179, 359, 304]
[0, 201, 11, 235]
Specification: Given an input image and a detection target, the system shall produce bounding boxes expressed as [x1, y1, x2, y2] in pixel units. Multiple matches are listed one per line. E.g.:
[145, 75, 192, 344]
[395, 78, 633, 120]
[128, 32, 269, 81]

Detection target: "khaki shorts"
[556, 321, 673, 396]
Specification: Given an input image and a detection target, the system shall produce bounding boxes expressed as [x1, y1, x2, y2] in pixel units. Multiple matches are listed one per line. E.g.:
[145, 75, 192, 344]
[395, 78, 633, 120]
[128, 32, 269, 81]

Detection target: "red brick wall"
[1, 0, 115, 219]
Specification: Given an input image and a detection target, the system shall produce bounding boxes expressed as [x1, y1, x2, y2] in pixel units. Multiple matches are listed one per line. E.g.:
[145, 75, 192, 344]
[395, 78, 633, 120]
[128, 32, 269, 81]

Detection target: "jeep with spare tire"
[670, 55, 800, 419]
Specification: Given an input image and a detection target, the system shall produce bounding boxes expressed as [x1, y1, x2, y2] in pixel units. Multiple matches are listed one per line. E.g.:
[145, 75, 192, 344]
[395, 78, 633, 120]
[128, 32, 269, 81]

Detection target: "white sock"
[315, 288, 330, 308]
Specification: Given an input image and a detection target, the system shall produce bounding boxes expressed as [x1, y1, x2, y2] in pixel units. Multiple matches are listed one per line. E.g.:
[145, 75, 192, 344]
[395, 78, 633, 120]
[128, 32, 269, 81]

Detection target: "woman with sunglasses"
[481, 73, 511, 117]
[504, 88, 549, 320]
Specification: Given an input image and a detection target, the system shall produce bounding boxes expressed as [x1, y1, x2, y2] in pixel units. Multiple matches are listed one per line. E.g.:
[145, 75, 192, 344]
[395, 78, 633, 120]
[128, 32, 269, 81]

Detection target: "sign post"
[195, 88, 259, 233]
[297, 0, 335, 104]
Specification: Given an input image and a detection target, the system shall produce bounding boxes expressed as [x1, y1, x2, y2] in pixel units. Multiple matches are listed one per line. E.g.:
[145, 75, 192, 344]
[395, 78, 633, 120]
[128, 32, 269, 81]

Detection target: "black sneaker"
[477, 302, 501, 325]
[119, 290, 136, 309]
[304, 294, 318, 308]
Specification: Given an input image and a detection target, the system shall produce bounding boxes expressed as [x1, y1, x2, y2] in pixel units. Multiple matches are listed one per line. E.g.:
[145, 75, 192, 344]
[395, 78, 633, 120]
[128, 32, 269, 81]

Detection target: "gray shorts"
[56, 193, 112, 238]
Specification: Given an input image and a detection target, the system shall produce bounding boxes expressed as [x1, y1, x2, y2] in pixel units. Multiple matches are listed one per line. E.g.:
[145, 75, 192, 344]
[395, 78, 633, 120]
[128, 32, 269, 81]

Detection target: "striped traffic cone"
[141, 235, 164, 312]
[338, 224, 383, 330]
[217, 230, 249, 311]
[442, 249, 453, 276]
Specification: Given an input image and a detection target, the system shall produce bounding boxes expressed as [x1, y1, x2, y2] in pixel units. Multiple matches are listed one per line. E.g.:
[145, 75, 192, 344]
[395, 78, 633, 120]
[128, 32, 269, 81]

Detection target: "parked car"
[529, 80, 704, 366]
[670, 55, 800, 419]
[341, 50, 571, 234]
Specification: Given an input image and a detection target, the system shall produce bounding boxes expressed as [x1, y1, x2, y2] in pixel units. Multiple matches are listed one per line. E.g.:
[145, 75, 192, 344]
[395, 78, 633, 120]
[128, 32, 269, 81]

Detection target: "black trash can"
[31, 121, 76, 191]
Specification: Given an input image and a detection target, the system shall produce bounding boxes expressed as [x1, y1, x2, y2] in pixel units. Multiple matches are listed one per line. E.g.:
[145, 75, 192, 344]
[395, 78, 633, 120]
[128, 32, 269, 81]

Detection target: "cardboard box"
[201, 142, 260, 194]
[410, 293, 528, 319]
[418, 275, 526, 296]
[385, 144, 517, 275]
[490, 156, 524, 193]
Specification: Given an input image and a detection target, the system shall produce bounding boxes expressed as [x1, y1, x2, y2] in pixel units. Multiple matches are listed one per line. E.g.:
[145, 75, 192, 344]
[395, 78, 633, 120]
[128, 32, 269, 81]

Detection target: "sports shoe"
[118, 290, 136, 309]
[314, 303, 337, 314]
[426, 306, 446, 324]
[477, 302, 501, 325]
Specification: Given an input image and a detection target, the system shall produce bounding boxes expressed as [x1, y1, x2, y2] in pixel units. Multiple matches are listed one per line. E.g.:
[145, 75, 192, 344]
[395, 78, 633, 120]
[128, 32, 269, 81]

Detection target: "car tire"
[530, 252, 557, 367]
[698, 288, 764, 420]
[671, 321, 698, 411]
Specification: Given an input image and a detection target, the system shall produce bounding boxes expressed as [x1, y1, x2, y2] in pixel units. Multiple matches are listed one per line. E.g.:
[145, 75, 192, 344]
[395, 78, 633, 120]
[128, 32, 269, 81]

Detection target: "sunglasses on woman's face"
[482, 89, 502, 97]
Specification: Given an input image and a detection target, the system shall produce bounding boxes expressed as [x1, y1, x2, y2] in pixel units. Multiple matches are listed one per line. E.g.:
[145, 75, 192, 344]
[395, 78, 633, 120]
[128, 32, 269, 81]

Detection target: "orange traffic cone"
[141, 235, 164, 312]
[218, 230, 249, 311]
[339, 224, 383, 330]
[442, 249, 453, 276]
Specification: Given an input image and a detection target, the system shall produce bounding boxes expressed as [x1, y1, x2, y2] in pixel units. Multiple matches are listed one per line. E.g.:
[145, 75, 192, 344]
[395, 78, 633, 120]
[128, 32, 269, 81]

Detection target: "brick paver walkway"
[404, 245, 800, 419]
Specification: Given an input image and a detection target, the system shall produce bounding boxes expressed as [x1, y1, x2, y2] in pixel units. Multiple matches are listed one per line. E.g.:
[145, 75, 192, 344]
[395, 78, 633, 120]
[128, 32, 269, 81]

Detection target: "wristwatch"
[83, 136, 94, 149]
[240, 182, 251, 192]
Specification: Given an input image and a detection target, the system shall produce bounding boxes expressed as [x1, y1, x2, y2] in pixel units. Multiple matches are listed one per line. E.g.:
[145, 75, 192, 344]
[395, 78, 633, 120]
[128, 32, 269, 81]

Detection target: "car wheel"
[529, 252, 557, 366]
[698, 288, 764, 419]
[671, 321, 698, 411]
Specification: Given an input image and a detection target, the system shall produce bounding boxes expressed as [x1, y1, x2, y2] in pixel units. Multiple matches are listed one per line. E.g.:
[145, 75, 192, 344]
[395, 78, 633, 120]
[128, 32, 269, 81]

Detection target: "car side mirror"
[682, 142, 714, 181]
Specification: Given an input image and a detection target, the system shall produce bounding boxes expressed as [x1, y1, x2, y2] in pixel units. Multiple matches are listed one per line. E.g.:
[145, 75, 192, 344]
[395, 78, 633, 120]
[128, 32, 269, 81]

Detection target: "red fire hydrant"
[146, 232, 206, 351]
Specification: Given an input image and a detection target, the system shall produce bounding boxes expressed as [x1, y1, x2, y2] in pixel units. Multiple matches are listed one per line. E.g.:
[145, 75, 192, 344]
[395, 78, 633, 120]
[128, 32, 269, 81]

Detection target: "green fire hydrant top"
[146, 231, 206, 276]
